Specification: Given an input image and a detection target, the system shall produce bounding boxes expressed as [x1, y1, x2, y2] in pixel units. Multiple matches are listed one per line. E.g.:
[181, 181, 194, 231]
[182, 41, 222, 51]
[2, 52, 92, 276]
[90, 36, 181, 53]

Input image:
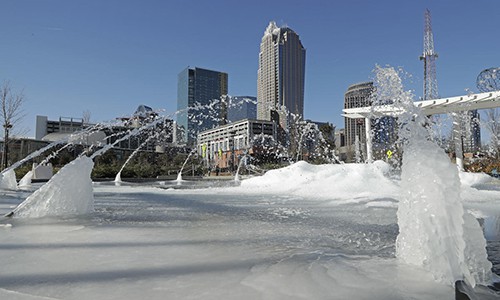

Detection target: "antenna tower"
[420, 9, 438, 100]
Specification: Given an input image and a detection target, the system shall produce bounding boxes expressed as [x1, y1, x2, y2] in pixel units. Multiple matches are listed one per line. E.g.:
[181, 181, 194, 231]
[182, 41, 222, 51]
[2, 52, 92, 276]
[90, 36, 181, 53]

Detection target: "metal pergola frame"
[341, 91, 500, 165]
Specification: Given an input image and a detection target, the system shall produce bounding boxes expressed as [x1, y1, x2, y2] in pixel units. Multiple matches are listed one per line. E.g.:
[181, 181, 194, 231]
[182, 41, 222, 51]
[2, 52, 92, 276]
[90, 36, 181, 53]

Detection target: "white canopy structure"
[342, 91, 500, 164]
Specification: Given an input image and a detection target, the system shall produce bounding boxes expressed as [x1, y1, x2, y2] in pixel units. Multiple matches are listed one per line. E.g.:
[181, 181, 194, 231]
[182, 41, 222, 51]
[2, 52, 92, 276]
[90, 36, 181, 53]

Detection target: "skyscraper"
[177, 66, 228, 146]
[257, 21, 306, 123]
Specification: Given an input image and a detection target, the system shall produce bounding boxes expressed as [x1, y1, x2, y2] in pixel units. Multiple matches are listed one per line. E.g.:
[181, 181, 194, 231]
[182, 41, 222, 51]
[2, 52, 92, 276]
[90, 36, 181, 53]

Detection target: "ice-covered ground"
[0, 161, 499, 299]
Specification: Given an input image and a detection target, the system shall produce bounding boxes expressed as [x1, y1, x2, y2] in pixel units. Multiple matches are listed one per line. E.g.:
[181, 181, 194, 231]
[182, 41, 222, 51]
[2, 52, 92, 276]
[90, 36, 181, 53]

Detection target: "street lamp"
[3, 122, 12, 169]
[230, 130, 236, 173]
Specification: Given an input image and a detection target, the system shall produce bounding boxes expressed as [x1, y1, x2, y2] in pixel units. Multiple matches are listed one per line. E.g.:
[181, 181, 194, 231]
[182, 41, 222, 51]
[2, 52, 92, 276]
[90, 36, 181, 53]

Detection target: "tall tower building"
[177, 66, 228, 146]
[257, 21, 306, 123]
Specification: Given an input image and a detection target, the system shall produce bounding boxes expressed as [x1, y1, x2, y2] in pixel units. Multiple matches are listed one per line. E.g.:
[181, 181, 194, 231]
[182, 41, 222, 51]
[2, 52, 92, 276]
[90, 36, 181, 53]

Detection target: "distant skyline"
[1, 0, 499, 139]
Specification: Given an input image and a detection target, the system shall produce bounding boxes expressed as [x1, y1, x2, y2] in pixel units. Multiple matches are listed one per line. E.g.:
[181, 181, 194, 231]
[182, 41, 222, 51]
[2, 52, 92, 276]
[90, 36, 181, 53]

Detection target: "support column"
[452, 113, 465, 171]
[365, 117, 373, 163]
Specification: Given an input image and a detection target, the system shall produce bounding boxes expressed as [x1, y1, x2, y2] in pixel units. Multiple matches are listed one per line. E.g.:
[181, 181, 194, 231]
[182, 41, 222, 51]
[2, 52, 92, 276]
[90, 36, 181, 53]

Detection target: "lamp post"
[3, 122, 12, 169]
[230, 130, 236, 173]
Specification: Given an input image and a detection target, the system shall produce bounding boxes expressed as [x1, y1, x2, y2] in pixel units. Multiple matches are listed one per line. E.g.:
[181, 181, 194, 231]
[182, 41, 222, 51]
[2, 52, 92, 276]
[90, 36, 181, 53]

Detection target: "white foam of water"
[459, 171, 494, 187]
[240, 160, 398, 201]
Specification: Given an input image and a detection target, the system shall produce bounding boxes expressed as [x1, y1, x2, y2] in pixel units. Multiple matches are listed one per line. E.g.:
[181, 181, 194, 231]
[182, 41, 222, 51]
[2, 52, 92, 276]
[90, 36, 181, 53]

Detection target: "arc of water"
[115, 132, 160, 182]
[90, 116, 167, 160]
[234, 153, 248, 182]
[1, 122, 106, 175]
[16, 143, 73, 188]
[176, 148, 197, 182]
[296, 123, 315, 162]
[5, 116, 169, 218]
[2, 140, 66, 175]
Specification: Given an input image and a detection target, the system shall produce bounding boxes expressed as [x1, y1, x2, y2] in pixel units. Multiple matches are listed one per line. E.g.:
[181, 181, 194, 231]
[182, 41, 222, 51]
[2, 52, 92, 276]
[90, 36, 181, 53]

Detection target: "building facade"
[344, 82, 374, 152]
[177, 67, 228, 146]
[343, 82, 397, 162]
[197, 119, 276, 172]
[257, 21, 306, 123]
[35, 116, 87, 140]
[35, 105, 176, 152]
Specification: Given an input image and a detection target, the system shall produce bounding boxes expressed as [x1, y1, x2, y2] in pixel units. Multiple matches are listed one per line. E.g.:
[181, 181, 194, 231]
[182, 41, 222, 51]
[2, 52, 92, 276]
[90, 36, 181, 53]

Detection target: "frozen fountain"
[176, 149, 196, 182]
[6, 115, 167, 218]
[0, 123, 108, 190]
[0, 169, 17, 190]
[6, 156, 94, 218]
[17, 169, 33, 188]
[17, 143, 73, 188]
[371, 66, 492, 290]
[0, 80, 498, 299]
[295, 122, 316, 162]
[234, 153, 248, 182]
[114, 133, 159, 183]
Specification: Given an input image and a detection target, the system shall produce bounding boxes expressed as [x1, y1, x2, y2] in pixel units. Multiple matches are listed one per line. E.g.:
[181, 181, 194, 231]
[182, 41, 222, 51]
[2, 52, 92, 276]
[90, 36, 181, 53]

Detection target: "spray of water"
[8, 116, 169, 218]
[234, 153, 248, 182]
[114, 132, 160, 183]
[176, 149, 197, 182]
[1, 123, 106, 176]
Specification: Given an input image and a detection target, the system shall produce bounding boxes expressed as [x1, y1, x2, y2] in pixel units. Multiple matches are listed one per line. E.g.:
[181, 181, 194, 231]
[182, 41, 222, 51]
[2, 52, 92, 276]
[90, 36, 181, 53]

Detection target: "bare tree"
[484, 109, 500, 157]
[0, 81, 25, 169]
[82, 110, 91, 124]
[477, 68, 500, 157]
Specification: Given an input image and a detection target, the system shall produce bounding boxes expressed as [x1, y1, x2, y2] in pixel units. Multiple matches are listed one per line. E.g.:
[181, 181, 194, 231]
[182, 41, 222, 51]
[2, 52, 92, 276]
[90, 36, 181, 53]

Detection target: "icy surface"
[11, 156, 94, 218]
[0, 162, 498, 299]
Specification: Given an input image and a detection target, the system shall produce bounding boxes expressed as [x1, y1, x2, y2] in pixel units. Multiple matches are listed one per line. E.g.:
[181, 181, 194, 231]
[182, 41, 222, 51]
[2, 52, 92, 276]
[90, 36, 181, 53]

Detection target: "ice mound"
[240, 160, 398, 200]
[11, 156, 95, 218]
[459, 171, 494, 188]
[0, 169, 17, 190]
[396, 126, 493, 288]
[18, 170, 33, 188]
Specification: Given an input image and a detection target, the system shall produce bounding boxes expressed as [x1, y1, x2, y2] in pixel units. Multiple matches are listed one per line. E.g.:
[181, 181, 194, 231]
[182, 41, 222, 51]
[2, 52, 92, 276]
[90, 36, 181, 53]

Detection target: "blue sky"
[1, 0, 499, 138]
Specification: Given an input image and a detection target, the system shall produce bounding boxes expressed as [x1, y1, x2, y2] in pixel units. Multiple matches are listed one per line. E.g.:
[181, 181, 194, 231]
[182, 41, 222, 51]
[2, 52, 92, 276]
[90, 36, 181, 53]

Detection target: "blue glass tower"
[177, 67, 228, 146]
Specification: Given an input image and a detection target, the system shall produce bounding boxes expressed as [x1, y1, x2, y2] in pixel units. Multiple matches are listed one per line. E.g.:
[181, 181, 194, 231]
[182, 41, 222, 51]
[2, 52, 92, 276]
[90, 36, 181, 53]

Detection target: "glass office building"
[177, 67, 228, 145]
